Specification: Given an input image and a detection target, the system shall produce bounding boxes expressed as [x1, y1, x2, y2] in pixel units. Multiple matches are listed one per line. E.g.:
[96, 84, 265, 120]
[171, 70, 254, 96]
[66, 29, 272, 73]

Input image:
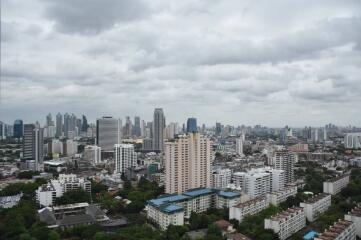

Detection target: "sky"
[1, 0, 361, 127]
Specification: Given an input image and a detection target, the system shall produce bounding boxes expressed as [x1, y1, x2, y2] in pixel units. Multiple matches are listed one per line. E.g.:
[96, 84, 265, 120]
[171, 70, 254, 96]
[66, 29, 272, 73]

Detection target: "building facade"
[323, 175, 350, 195]
[114, 144, 137, 174]
[345, 204, 361, 238]
[96, 117, 121, 152]
[229, 197, 268, 223]
[300, 193, 331, 222]
[152, 108, 165, 152]
[272, 150, 295, 184]
[266, 186, 298, 206]
[264, 207, 306, 240]
[83, 145, 102, 165]
[314, 220, 356, 240]
[165, 132, 212, 194]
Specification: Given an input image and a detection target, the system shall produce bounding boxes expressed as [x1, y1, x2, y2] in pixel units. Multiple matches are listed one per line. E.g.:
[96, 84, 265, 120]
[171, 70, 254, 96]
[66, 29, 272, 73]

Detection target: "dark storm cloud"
[42, 0, 150, 34]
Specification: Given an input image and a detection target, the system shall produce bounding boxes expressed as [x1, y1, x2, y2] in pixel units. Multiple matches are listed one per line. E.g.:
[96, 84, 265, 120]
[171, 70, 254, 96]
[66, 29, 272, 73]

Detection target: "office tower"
[235, 137, 243, 156]
[201, 124, 206, 134]
[56, 113, 62, 138]
[13, 119, 23, 138]
[273, 150, 295, 183]
[166, 122, 179, 139]
[114, 144, 137, 174]
[215, 122, 222, 136]
[312, 128, 319, 143]
[63, 113, 70, 137]
[46, 113, 53, 126]
[165, 132, 212, 194]
[81, 115, 88, 132]
[152, 108, 165, 152]
[96, 117, 121, 151]
[323, 127, 327, 141]
[344, 133, 361, 149]
[141, 120, 146, 137]
[23, 124, 44, 171]
[0, 121, 4, 140]
[182, 123, 186, 133]
[279, 126, 288, 145]
[124, 116, 132, 137]
[186, 118, 197, 133]
[134, 116, 141, 137]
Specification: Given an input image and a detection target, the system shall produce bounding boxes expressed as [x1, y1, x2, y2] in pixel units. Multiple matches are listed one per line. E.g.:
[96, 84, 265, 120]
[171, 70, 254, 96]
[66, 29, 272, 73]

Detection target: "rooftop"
[161, 204, 184, 214]
[302, 193, 330, 205]
[347, 204, 361, 217]
[217, 191, 240, 198]
[148, 194, 190, 207]
[183, 188, 215, 197]
[268, 207, 304, 221]
[233, 197, 266, 209]
[316, 220, 354, 239]
[325, 174, 349, 183]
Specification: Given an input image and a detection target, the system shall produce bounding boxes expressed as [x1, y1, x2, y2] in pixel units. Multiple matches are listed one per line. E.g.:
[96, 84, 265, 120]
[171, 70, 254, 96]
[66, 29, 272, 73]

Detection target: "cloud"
[42, 0, 150, 34]
[1, 0, 361, 127]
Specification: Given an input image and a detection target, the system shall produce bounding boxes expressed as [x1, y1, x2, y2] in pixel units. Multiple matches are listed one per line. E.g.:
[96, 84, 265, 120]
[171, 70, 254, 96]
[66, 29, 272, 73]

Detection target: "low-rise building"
[264, 207, 306, 240]
[323, 175, 350, 195]
[146, 188, 240, 230]
[300, 193, 331, 222]
[314, 220, 356, 240]
[345, 204, 361, 238]
[266, 186, 298, 206]
[229, 197, 268, 223]
[0, 193, 23, 209]
[36, 174, 91, 207]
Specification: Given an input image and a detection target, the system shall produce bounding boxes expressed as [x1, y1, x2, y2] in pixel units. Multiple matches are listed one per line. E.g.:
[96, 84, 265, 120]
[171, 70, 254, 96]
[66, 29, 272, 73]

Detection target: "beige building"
[315, 220, 356, 240]
[165, 133, 212, 194]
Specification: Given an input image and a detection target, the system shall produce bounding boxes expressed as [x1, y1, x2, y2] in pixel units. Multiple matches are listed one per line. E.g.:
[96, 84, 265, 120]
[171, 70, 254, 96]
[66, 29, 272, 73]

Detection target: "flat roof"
[183, 188, 215, 197]
[162, 204, 184, 214]
[302, 193, 330, 205]
[218, 191, 240, 198]
[148, 194, 190, 207]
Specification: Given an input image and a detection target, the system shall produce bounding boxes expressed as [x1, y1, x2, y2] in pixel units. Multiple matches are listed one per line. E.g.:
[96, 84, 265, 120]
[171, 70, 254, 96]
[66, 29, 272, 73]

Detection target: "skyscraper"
[134, 116, 141, 137]
[63, 113, 70, 137]
[272, 150, 295, 183]
[13, 119, 23, 138]
[124, 116, 132, 137]
[215, 122, 222, 136]
[82, 115, 88, 132]
[96, 117, 121, 151]
[114, 144, 137, 174]
[186, 117, 197, 133]
[236, 137, 243, 156]
[165, 132, 212, 194]
[152, 108, 165, 152]
[46, 113, 53, 126]
[56, 113, 62, 138]
[23, 124, 43, 171]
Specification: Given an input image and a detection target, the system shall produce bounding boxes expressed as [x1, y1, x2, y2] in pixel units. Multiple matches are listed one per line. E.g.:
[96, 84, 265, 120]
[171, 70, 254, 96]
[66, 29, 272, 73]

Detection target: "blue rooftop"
[183, 188, 215, 197]
[162, 204, 184, 214]
[217, 191, 241, 198]
[303, 231, 318, 240]
[148, 194, 189, 207]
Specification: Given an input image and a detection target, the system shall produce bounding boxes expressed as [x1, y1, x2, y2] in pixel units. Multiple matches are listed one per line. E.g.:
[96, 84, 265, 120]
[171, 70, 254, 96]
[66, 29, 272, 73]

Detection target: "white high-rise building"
[213, 168, 232, 189]
[236, 137, 243, 156]
[96, 117, 122, 152]
[165, 122, 179, 139]
[50, 139, 63, 155]
[272, 150, 295, 183]
[64, 139, 78, 156]
[344, 133, 361, 149]
[165, 132, 212, 194]
[114, 144, 137, 174]
[84, 145, 102, 165]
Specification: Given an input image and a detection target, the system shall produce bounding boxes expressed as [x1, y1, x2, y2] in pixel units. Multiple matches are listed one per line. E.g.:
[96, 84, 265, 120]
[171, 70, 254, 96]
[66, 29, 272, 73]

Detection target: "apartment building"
[314, 220, 356, 240]
[323, 175, 350, 195]
[264, 207, 306, 240]
[36, 174, 91, 207]
[229, 196, 268, 223]
[146, 188, 240, 229]
[213, 168, 232, 189]
[165, 133, 212, 194]
[266, 186, 298, 206]
[300, 193, 331, 222]
[345, 204, 361, 238]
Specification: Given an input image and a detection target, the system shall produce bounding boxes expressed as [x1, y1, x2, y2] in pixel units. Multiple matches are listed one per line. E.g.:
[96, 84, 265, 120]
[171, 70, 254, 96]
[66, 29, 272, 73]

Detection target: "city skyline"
[2, 0, 361, 126]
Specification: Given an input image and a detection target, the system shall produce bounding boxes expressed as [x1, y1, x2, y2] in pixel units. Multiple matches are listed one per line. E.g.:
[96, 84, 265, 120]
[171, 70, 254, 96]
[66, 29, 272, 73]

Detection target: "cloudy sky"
[1, 0, 361, 127]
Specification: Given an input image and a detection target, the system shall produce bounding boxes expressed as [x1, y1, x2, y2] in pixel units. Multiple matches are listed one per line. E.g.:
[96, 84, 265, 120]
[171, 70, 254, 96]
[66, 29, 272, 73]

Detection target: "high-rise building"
[215, 122, 222, 136]
[152, 108, 165, 152]
[63, 113, 70, 138]
[23, 124, 44, 171]
[235, 137, 243, 156]
[114, 144, 137, 174]
[83, 145, 101, 165]
[56, 113, 62, 138]
[46, 113, 54, 126]
[96, 117, 121, 152]
[134, 116, 141, 137]
[272, 150, 295, 183]
[13, 119, 23, 138]
[81, 115, 88, 132]
[344, 133, 361, 149]
[165, 132, 212, 194]
[166, 122, 179, 139]
[186, 118, 197, 133]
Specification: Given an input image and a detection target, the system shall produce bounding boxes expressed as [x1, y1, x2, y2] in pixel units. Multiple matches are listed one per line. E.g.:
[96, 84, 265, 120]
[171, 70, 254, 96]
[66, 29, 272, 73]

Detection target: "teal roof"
[148, 194, 189, 207]
[303, 231, 318, 240]
[217, 191, 240, 198]
[162, 204, 184, 214]
[183, 188, 215, 197]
